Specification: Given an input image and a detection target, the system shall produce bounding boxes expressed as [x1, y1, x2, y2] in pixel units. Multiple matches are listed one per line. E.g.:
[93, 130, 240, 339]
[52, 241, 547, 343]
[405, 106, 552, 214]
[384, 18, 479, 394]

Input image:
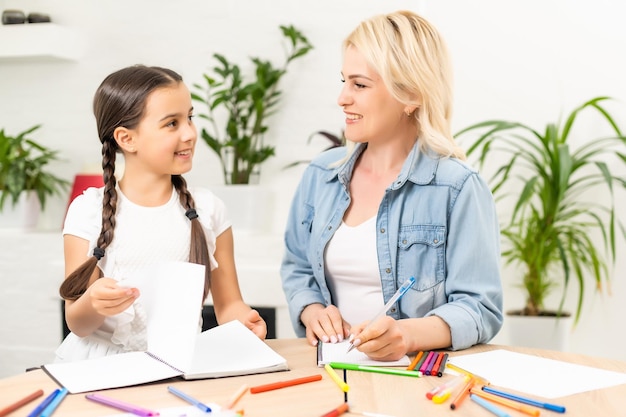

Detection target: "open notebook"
[317, 340, 410, 367]
[44, 320, 288, 393]
[43, 262, 287, 394]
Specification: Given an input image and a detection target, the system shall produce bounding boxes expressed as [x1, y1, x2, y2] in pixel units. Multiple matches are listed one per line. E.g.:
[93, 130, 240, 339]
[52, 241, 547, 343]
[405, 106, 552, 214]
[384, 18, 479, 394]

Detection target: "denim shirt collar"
[327, 141, 440, 188]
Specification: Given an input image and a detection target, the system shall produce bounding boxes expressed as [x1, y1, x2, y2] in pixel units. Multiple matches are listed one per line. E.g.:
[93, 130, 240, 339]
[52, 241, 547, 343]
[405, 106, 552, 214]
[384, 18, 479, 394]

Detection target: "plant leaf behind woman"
[455, 96, 626, 324]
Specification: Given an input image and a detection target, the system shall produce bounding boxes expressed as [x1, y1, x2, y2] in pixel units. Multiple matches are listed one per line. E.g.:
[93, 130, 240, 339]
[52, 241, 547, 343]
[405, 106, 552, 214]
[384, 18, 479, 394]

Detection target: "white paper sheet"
[122, 261, 205, 371]
[318, 340, 410, 367]
[447, 349, 626, 398]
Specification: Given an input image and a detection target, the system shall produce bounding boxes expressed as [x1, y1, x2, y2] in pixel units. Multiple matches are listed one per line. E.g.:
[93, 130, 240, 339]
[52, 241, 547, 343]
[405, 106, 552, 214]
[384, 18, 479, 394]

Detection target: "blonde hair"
[343, 10, 465, 159]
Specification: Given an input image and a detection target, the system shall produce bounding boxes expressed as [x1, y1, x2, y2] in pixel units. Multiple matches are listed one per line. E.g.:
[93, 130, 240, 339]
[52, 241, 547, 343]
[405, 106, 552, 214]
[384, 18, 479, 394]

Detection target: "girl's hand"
[300, 304, 351, 346]
[243, 308, 267, 340]
[349, 315, 409, 361]
[88, 278, 139, 317]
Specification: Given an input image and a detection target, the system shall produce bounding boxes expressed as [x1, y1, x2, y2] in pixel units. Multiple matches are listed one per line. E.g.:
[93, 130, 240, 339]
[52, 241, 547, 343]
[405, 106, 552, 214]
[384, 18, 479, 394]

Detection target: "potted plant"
[455, 96, 626, 349]
[0, 124, 70, 229]
[191, 24, 313, 185]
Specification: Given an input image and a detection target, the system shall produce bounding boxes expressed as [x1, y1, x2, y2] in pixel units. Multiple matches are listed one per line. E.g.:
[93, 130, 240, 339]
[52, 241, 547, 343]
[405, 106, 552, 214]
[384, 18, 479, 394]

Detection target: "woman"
[281, 10, 502, 361]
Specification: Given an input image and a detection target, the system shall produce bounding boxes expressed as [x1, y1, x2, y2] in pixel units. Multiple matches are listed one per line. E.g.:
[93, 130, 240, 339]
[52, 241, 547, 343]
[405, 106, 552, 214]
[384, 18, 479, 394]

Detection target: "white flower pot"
[210, 184, 273, 235]
[0, 191, 41, 231]
[505, 312, 573, 351]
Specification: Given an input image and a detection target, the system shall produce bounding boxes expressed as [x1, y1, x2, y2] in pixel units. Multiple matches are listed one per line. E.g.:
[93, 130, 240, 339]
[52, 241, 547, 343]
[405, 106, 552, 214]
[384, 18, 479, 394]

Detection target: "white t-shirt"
[324, 216, 384, 327]
[56, 185, 230, 362]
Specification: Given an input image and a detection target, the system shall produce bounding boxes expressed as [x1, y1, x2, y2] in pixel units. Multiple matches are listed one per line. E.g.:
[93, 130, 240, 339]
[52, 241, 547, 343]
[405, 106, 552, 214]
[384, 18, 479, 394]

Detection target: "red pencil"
[321, 402, 349, 417]
[250, 374, 323, 393]
[430, 352, 445, 377]
[0, 389, 44, 417]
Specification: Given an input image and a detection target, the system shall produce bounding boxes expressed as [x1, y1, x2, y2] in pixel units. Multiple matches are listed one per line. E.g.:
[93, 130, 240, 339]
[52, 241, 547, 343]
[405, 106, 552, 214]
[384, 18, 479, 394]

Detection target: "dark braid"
[59, 141, 118, 300]
[172, 175, 211, 301]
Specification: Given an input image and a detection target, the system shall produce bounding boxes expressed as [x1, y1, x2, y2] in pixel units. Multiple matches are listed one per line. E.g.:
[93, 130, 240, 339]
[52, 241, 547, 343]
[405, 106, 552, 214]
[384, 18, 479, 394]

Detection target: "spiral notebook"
[43, 320, 288, 393]
[43, 262, 287, 394]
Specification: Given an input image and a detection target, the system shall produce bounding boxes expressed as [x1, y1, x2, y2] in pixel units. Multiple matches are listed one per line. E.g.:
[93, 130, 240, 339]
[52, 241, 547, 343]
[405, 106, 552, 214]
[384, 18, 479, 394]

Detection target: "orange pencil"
[407, 351, 424, 370]
[470, 387, 541, 417]
[450, 377, 475, 410]
[0, 389, 43, 417]
[250, 374, 322, 393]
[225, 384, 249, 410]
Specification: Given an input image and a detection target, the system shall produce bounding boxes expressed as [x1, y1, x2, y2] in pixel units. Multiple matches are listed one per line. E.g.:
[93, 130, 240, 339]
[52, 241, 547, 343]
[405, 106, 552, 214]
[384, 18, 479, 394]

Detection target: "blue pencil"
[39, 388, 68, 417]
[482, 386, 566, 413]
[470, 394, 511, 417]
[27, 389, 60, 417]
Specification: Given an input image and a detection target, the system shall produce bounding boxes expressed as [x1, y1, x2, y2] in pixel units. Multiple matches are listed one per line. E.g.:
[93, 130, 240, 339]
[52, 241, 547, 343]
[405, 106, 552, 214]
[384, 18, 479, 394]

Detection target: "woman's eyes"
[340, 78, 366, 89]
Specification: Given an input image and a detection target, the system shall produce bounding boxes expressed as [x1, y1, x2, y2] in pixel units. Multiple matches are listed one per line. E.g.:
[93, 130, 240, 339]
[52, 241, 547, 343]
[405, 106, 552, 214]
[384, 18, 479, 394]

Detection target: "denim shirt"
[280, 142, 503, 350]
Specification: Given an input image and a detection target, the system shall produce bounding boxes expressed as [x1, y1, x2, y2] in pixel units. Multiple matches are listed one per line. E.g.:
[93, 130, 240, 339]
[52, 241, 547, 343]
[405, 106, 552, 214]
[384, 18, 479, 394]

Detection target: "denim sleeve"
[280, 169, 327, 337]
[426, 172, 503, 350]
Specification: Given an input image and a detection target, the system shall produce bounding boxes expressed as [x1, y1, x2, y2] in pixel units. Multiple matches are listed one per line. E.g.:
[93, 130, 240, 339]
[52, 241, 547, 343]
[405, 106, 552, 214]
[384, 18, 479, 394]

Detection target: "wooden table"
[1, 339, 625, 416]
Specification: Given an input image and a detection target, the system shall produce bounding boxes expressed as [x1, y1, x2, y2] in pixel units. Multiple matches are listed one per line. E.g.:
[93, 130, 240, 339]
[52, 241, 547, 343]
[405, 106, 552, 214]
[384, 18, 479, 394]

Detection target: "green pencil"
[329, 362, 422, 378]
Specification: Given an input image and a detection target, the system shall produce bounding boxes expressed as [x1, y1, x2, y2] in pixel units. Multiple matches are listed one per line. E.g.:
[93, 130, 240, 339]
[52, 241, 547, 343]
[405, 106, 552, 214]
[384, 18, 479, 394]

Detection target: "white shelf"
[0, 23, 81, 61]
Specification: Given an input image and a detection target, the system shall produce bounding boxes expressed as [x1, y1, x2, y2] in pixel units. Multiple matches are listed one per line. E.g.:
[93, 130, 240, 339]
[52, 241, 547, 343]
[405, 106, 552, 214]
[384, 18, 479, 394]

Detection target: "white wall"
[1, 0, 626, 363]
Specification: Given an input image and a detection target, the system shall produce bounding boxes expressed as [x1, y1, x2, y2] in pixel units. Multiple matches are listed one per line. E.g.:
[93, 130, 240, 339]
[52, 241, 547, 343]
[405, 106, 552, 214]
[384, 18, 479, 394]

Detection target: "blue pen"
[167, 386, 212, 413]
[482, 386, 566, 413]
[347, 276, 416, 353]
[470, 394, 511, 417]
[27, 388, 61, 417]
[39, 388, 68, 417]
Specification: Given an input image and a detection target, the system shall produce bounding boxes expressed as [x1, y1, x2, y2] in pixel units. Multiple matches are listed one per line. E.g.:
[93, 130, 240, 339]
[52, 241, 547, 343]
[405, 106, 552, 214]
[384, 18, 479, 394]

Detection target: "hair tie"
[93, 247, 105, 260]
[185, 208, 199, 220]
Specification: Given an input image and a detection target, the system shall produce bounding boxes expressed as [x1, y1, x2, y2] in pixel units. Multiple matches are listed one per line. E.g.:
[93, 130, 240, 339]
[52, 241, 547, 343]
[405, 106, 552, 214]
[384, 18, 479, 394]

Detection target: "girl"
[57, 65, 266, 362]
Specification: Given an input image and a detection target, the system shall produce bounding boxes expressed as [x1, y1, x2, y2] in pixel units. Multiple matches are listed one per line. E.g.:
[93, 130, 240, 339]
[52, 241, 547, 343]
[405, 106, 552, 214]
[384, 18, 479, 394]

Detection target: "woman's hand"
[243, 308, 267, 340]
[300, 304, 351, 346]
[349, 315, 409, 361]
[88, 278, 139, 317]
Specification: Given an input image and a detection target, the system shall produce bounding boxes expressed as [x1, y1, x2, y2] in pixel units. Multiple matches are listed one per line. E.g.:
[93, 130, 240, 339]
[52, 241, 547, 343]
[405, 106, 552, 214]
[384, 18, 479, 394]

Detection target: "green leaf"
[455, 96, 626, 324]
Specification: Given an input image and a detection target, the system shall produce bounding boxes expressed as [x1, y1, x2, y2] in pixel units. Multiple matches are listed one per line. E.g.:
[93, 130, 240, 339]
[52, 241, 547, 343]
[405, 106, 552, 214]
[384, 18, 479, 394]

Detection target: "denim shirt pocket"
[301, 203, 315, 233]
[397, 225, 446, 290]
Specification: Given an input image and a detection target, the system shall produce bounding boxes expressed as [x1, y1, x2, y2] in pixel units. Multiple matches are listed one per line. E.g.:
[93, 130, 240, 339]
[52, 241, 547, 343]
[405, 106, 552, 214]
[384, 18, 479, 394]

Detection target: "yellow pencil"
[445, 362, 490, 385]
[324, 364, 350, 392]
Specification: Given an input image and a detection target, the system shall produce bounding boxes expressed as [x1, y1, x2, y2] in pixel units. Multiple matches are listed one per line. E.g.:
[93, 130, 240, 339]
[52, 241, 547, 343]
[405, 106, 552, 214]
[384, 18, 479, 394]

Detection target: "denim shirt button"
[402, 239, 407, 244]
[433, 239, 439, 244]
[380, 228, 385, 233]
[390, 307, 397, 313]
[385, 268, 391, 274]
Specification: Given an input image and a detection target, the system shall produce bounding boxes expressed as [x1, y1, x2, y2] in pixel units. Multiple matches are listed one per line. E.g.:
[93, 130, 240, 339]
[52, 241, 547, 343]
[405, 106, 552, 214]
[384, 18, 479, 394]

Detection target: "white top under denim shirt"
[280, 141, 503, 350]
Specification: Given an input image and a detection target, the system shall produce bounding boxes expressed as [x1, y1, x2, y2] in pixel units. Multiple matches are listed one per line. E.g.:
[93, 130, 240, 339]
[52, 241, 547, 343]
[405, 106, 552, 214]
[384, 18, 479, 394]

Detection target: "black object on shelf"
[2, 10, 26, 25]
[27, 13, 51, 23]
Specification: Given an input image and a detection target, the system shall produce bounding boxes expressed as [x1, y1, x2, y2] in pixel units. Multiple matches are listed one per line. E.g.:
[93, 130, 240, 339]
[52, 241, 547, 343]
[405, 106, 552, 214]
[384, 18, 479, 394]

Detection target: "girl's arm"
[63, 235, 138, 337]
[210, 227, 267, 339]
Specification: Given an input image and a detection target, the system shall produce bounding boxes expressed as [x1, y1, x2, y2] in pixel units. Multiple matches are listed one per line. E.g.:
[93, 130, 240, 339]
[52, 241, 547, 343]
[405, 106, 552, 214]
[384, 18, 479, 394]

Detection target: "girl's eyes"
[165, 115, 194, 128]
